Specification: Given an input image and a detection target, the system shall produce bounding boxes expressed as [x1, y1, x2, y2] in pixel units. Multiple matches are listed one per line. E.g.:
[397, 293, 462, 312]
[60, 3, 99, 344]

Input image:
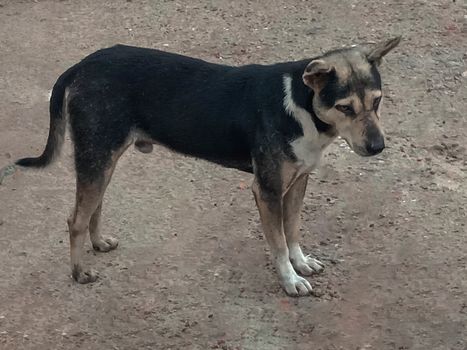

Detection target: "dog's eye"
[335, 104, 354, 115]
[373, 96, 382, 110]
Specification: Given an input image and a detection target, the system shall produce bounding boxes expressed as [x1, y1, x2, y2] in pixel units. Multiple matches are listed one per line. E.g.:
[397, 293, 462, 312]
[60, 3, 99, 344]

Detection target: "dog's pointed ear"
[302, 59, 335, 91]
[366, 36, 401, 65]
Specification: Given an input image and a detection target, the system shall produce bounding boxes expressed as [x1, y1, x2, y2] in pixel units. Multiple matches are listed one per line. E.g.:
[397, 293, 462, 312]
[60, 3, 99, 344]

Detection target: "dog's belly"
[134, 133, 253, 173]
[208, 158, 254, 173]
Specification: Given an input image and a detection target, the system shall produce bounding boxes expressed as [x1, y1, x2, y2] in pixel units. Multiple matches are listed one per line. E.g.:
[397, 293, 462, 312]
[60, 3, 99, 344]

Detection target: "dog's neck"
[287, 63, 336, 136]
[282, 73, 336, 171]
[282, 71, 337, 146]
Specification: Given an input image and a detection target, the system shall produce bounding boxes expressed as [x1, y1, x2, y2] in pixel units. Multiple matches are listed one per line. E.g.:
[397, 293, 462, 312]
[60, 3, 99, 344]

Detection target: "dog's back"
[74, 45, 278, 173]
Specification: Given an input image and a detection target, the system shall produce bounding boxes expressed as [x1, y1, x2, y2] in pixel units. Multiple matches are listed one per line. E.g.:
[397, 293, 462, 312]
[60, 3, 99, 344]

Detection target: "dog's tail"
[16, 67, 77, 168]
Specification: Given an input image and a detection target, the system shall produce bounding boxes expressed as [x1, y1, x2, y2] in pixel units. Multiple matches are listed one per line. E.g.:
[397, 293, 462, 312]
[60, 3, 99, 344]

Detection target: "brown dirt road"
[0, 1, 466, 349]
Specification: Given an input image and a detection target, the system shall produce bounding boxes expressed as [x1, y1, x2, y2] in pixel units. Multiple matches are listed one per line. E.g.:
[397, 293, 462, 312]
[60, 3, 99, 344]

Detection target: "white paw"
[276, 259, 313, 297]
[289, 245, 324, 276]
[281, 271, 313, 297]
[293, 255, 325, 276]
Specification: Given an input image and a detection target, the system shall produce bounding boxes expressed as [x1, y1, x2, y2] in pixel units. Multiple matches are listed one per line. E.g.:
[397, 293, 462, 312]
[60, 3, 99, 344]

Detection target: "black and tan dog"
[17, 37, 400, 296]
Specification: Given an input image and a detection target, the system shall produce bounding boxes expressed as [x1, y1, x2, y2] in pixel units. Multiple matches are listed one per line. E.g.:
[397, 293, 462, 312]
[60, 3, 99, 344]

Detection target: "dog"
[16, 37, 400, 296]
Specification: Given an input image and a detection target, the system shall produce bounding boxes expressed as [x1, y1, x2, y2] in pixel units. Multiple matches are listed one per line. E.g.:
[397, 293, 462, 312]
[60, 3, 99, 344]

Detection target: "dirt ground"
[0, 0, 466, 349]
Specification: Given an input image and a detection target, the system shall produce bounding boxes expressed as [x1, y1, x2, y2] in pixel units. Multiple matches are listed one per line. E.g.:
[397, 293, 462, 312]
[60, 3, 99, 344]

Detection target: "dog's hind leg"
[68, 138, 132, 283]
[89, 203, 118, 253]
[89, 141, 132, 252]
[283, 174, 324, 276]
[68, 178, 107, 284]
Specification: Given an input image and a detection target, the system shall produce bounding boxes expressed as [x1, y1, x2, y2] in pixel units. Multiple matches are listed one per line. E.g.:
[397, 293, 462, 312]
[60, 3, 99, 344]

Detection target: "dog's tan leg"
[252, 179, 313, 297]
[88, 143, 130, 252]
[70, 141, 131, 283]
[283, 174, 324, 276]
[89, 202, 118, 252]
[68, 180, 106, 284]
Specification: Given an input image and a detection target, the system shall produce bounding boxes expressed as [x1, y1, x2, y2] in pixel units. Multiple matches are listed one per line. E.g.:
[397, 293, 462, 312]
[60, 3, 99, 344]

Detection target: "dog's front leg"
[252, 179, 313, 296]
[283, 174, 324, 276]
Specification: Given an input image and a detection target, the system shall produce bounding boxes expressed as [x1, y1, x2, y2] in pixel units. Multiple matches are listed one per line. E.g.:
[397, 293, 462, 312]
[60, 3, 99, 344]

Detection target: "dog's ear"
[302, 59, 335, 91]
[366, 36, 401, 65]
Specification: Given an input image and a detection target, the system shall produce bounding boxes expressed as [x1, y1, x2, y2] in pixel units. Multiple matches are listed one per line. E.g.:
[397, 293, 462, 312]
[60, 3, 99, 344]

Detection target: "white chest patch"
[282, 75, 335, 173]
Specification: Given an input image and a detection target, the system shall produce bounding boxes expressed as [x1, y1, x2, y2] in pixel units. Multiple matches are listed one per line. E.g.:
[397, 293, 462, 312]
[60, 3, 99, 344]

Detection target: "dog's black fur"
[18, 45, 335, 182]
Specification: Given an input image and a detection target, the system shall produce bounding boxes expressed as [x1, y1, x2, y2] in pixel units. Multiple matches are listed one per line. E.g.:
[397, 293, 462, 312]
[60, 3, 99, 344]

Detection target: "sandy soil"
[0, 0, 466, 349]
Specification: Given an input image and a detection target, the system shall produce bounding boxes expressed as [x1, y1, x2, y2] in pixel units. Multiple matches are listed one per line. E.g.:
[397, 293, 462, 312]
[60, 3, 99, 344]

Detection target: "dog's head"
[303, 37, 401, 156]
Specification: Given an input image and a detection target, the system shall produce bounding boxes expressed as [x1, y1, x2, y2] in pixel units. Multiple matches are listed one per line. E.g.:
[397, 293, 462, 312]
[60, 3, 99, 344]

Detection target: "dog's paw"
[276, 259, 313, 297]
[289, 245, 324, 276]
[281, 272, 313, 297]
[292, 255, 325, 276]
[72, 266, 98, 284]
[92, 236, 119, 252]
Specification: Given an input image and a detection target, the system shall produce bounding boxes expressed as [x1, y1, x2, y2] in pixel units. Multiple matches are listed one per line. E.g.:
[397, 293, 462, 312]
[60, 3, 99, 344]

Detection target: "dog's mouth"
[343, 138, 374, 157]
[353, 146, 373, 157]
[351, 143, 385, 157]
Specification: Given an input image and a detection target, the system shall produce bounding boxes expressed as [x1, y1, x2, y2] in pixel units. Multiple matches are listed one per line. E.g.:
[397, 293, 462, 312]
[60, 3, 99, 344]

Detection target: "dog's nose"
[366, 138, 385, 155]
